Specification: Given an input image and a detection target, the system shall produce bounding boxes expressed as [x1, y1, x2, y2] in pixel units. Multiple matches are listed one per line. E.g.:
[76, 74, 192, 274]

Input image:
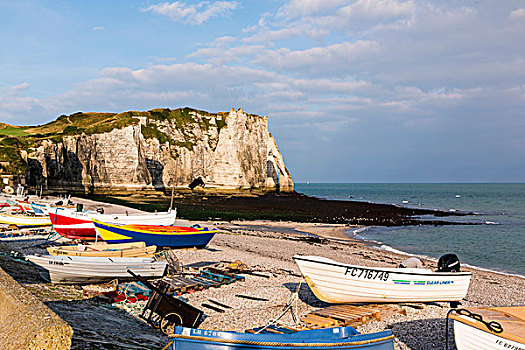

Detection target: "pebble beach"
[1, 197, 524, 350]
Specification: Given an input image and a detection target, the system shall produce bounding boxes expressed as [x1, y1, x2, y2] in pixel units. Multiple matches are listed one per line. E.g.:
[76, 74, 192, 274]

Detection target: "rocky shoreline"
[85, 191, 473, 226]
[0, 197, 523, 349]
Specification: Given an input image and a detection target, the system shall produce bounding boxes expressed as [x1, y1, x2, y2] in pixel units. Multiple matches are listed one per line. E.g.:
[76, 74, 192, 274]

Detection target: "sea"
[294, 183, 525, 277]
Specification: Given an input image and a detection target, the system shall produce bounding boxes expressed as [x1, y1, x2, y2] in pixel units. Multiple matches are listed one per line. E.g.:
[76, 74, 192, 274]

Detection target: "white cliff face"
[28, 108, 294, 193]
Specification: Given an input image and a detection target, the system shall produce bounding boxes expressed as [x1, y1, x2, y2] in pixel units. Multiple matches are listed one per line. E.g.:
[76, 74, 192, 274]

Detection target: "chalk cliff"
[25, 108, 294, 194]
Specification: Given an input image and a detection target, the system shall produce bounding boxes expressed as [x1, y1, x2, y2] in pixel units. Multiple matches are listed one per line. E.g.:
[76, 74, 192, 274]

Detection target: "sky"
[1, 0, 524, 183]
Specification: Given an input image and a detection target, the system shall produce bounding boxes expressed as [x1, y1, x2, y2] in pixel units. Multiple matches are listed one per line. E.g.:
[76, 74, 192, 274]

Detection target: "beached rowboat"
[48, 207, 177, 240]
[46, 241, 157, 257]
[25, 254, 167, 284]
[168, 325, 394, 349]
[92, 219, 217, 248]
[293, 255, 471, 303]
[0, 213, 51, 227]
[449, 306, 525, 350]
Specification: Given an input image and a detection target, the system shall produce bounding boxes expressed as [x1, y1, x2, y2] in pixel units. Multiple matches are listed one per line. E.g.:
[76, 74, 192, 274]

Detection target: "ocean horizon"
[295, 183, 525, 277]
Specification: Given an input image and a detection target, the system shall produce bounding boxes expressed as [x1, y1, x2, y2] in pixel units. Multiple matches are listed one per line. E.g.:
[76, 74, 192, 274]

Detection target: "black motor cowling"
[437, 253, 461, 272]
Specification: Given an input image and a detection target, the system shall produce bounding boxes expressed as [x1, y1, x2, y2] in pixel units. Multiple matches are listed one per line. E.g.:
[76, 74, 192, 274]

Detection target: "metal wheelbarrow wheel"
[160, 312, 183, 336]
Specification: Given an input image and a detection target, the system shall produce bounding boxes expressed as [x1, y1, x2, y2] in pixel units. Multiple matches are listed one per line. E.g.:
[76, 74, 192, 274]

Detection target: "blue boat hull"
[169, 326, 394, 349]
[92, 221, 217, 248]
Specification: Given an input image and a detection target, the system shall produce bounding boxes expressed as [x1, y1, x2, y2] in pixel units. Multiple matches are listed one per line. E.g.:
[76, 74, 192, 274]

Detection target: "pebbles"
[1, 199, 524, 349]
[172, 224, 525, 349]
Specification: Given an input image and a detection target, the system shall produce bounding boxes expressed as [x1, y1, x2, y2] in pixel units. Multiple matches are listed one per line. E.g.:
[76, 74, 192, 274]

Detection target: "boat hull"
[294, 255, 471, 303]
[52, 223, 99, 240]
[26, 255, 167, 284]
[169, 326, 394, 349]
[92, 219, 217, 248]
[49, 208, 177, 240]
[453, 321, 524, 350]
[450, 307, 525, 350]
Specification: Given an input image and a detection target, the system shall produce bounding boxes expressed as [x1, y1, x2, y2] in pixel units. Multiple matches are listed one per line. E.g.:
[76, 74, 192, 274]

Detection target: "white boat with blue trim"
[25, 254, 167, 284]
[293, 255, 471, 303]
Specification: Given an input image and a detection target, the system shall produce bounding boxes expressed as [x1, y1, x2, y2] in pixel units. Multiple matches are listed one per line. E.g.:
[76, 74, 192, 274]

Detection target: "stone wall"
[26, 108, 294, 194]
[0, 267, 72, 349]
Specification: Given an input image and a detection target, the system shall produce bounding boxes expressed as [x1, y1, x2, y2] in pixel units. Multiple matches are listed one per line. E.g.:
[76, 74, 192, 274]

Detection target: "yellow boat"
[46, 241, 157, 257]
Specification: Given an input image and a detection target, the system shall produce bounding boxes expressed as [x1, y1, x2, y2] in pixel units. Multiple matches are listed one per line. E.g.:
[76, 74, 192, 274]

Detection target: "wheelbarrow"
[127, 269, 203, 335]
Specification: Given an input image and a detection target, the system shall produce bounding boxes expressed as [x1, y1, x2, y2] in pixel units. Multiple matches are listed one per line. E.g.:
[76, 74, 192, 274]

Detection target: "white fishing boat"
[449, 307, 525, 350]
[0, 213, 52, 227]
[46, 241, 157, 257]
[293, 255, 472, 303]
[25, 254, 167, 284]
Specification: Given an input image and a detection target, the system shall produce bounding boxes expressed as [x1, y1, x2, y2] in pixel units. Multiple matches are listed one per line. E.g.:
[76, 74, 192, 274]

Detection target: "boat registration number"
[344, 267, 389, 281]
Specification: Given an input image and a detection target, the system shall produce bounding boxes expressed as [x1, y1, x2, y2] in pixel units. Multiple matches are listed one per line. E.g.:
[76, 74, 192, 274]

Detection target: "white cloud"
[143, 1, 239, 25]
[188, 39, 266, 65]
[2, 82, 31, 94]
[252, 41, 380, 75]
[92, 26, 105, 31]
[243, 0, 417, 45]
[509, 8, 525, 20]
[0, 83, 44, 122]
[338, 0, 415, 19]
[277, 0, 347, 18]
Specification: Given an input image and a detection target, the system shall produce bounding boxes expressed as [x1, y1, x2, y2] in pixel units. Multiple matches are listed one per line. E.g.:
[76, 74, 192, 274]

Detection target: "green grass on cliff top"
[0, 124, 29, 137]
[20, 107, 246, 137]
[5, 107, 262, 139]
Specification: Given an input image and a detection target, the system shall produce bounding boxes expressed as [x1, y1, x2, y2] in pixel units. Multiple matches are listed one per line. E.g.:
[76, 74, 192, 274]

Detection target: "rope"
[168, 333, 395, 347]
[160, 341, 173, 350]
[446, 308, 504, 350]
[255, 282, 302, 334]
[30, 231, 61, 247]
[51, 206, 58, 230]
[0, 251, 32, 264]
[445, 309, 453, 350]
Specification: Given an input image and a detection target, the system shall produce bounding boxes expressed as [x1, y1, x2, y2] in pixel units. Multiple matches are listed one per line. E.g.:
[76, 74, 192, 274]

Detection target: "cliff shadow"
[44, 151, 84, 191]
[266, 160, 280, 192]
[45, 299, 170, 349]
[145, 158, 165, 190]
[26, 158, 44, 187]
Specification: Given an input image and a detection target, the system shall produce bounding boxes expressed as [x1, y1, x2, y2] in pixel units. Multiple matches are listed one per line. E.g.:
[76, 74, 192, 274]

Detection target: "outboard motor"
[437, 253, 461, 272]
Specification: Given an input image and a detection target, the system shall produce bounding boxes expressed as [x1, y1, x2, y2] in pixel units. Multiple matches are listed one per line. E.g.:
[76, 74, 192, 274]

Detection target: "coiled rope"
[445, 308, 503, 350]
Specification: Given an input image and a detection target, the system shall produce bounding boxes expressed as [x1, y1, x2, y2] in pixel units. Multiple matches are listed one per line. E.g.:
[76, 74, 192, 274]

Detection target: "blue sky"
[1, 0, 524, 183]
